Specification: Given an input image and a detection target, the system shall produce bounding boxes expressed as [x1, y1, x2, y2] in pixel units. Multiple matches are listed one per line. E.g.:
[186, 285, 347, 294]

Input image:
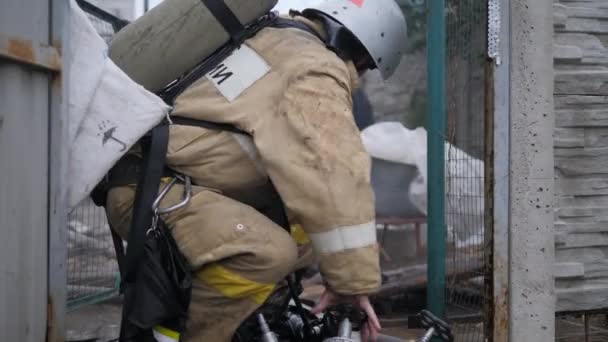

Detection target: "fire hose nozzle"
[322, 318, 355, 342]
[257, 314, 279, 342]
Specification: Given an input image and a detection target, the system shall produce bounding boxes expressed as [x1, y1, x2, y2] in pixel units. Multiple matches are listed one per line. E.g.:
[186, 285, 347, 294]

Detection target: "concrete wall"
[553, 0, 608, 312]
[509, 0, 556, 340]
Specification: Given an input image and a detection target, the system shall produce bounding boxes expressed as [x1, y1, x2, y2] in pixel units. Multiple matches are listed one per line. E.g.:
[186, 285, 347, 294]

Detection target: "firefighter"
[105, 0, 407, 340]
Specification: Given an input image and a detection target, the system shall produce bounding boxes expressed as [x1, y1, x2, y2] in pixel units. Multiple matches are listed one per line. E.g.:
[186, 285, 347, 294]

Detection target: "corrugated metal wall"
[0, 0, 67, 341]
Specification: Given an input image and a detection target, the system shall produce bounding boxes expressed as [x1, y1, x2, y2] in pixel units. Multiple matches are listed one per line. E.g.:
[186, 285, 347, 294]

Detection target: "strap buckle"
[152, 175, 192, 215]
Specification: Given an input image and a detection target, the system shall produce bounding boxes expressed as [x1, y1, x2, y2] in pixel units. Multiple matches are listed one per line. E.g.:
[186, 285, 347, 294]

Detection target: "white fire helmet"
[272, 0, 317, 15]
[272, 0, 407, 80]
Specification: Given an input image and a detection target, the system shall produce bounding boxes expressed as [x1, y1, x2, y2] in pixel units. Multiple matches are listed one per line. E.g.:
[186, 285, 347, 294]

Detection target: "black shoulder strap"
[270, 17, 326, 43]
[201, 0, 246, 44]
[158, 12, 278, 105]
[118, 124, 169, 341]
[123, 124, 169, 283]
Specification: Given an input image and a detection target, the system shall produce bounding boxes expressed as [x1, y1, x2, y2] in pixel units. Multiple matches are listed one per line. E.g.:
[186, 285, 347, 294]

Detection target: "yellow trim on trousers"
[154, 325, 180, 339]
[290, 224, 311, 245]
[196, 263, 275, 305]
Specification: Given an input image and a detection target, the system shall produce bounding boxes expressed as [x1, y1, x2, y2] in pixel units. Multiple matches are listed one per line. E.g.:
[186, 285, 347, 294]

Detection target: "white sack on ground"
[361, 122, 484, 247]
[67, 0, 170, 208]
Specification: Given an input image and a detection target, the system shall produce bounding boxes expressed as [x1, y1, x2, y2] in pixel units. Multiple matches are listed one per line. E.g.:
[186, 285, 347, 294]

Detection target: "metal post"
[48, 0, 69, 341]
[509, 0, 555, 340]
[144, 0, 150, 13]
[426, 0, 446, 319]
[492, 0, 511, 340]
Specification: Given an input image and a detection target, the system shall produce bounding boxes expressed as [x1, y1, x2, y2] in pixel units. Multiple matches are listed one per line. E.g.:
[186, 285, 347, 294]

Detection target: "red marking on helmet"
[350, 0, 364, 7]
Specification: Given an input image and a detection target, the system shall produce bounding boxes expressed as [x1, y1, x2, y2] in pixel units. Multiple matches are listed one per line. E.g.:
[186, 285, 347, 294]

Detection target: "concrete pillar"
[491, 0, 511, 340]
[508, 0, 555, 340]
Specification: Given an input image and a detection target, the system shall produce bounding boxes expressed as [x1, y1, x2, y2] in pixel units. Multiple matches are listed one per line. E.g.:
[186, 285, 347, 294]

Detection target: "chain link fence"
[444, 0, 489, 340]
[67, 0, 127, 310]
[76, 0, 129, 42]
[68, 199, 120, 310]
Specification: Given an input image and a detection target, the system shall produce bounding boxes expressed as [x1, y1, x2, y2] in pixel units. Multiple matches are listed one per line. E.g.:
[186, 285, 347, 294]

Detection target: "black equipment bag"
[122, 220, 192, 337]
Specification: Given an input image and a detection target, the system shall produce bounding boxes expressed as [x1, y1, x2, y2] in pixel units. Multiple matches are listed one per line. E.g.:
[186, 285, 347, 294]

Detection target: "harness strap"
[201, 0, 246, 45]
[170, 116, 247, 135]
[158, 13, 278, 105]
[123, 124, 170, 283]
[269, 17, 326, 43]
[118, 124, 170, 341]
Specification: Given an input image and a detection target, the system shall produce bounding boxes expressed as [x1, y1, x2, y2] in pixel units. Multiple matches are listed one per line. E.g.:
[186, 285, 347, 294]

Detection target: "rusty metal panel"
[0, 34, 62, 72]
[0, 0, 66, 341]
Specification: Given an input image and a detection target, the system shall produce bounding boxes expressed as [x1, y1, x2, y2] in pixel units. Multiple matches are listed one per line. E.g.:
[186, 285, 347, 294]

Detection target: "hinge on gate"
[488, 0, 501, 66]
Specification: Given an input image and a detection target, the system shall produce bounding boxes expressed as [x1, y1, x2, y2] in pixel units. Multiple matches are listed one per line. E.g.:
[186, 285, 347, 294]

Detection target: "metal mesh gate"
[444, 0, 489, 340]
[76, 0, 129, 43]
[67, 199, 120, 310]
[67, 0, 127, 310]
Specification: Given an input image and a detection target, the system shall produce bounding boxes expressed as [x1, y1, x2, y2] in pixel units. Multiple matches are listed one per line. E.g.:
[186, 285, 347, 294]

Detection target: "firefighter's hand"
[311, 288, 382, 342]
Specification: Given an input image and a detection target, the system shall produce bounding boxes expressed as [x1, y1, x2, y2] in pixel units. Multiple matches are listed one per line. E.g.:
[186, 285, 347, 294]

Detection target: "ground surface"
[65, 296, 424, 342]
[66, 298, 122, 342]
[67, 299, 608, 341]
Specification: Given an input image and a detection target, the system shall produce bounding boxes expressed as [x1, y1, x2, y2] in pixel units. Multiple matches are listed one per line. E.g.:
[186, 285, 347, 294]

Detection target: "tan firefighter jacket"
[112, 15, 380, 295]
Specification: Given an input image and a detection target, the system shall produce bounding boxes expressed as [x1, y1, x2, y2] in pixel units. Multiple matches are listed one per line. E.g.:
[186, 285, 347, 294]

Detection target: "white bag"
[361, 122, 428, 214]
[67, 0, 170, 208]
[361, 122, 484, 247]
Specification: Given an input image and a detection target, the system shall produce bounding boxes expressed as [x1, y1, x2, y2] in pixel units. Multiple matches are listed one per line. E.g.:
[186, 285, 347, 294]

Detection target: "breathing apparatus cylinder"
[109, 0, 278, 93]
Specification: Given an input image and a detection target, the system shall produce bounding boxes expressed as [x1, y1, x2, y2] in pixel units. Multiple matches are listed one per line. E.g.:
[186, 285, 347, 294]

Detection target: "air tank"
[109, 0, 278, 93]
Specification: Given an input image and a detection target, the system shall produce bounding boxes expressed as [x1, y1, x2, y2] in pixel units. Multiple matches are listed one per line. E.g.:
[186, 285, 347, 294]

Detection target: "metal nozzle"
[420, 327, 436, 342]
[337, 318, 353, 338]
[322, 318, 355, 342]
[257, 314, 279, 342]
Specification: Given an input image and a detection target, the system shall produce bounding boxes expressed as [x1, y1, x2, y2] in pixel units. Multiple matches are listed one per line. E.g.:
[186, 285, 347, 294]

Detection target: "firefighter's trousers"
[106, 181, 298, 341]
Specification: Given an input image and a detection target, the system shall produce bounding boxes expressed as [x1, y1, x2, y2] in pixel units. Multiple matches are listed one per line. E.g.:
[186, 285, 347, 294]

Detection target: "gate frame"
[426, 0, 447, 320]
